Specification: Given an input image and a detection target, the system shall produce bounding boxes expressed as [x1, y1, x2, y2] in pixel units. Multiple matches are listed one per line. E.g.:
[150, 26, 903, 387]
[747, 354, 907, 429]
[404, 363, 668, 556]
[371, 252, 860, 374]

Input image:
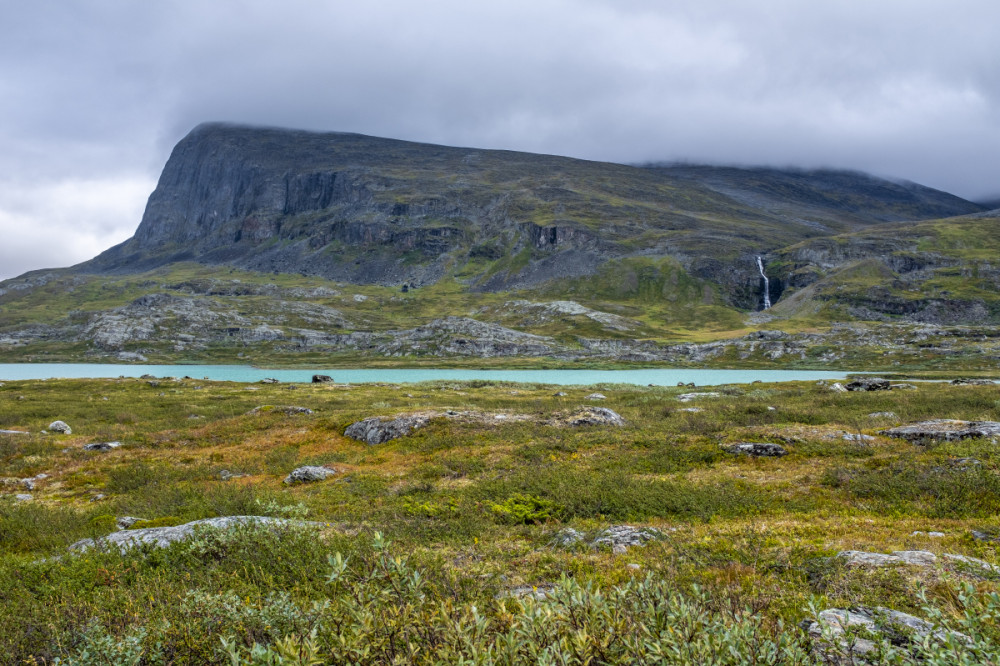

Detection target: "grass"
[1, 377, 1000, 661]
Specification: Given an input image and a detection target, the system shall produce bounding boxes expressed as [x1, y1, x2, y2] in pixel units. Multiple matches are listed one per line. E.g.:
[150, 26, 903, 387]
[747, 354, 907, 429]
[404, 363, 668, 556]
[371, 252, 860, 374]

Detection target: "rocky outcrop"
[807, 606, 969, 662]
[68, 515, 320, 552]
[880, 420, 1000, 443]
[837, 549, 998, 575]
[344, 413, 434, 445]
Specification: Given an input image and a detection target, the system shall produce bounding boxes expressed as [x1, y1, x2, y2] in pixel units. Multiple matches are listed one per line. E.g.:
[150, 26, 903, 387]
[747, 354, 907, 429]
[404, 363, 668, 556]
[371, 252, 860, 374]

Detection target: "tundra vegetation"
[1, 376, 1000, 663]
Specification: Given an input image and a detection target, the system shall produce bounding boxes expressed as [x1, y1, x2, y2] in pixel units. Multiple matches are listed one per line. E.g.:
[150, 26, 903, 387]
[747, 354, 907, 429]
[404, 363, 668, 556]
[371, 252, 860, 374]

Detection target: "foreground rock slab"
[808, 606, 968, 662]
[880, 419, 1000, 443]
[69, 515, 320, 552]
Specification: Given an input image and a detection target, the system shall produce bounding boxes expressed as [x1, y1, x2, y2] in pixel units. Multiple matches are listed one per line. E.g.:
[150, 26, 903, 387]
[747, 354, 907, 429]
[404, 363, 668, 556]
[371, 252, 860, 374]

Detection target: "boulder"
[69, 515, 320, 552]
[247, 405, 314, 415]
[260, 377, 280, 384]
[724, 442, 787, 457]
[48, 421, 71, 434]
[550, 527, 585, 548]
[84, 441, 121, 451]
[552, 391, 568, 397]
[845, 378, 891, 391]
[880, 419, 1000, 443]
[566, 407, 626, 427]
[312, 374, 333, 383]
[344, 414, 433, 445]
[283, 466, 337, 485]
[829, 383, 848, 393]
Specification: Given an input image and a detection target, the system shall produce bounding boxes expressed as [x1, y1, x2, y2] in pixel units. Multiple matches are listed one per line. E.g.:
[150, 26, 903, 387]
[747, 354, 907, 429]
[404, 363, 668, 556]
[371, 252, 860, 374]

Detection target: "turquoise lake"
[0, 364, 857, 386]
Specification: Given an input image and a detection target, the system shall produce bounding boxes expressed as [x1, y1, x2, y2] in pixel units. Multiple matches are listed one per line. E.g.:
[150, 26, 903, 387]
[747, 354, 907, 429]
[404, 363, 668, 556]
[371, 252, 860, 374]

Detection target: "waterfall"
[756, 256, 771, 309]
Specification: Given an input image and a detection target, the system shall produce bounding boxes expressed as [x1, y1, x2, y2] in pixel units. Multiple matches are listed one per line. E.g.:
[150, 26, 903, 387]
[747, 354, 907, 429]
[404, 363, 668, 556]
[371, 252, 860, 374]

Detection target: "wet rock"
[585, 393, 606, 400]
[84, 441, 121, 451]
[807, 606, 969, 662]
[283, 466, 337, 485]
[344, 413, 433, 445]
[845, 378, 891, 391]
[591, 525, 661, 551]
[247, 405, 314, 415]
[312, 374, 333, 383]
[48, 421, 71, 434]
[69, 515, 320, 552]
[677, 392, 720, 402]
[565, 407, 626, 427]
[881, 419, 1000, 443]
[724, 442, 787, 457]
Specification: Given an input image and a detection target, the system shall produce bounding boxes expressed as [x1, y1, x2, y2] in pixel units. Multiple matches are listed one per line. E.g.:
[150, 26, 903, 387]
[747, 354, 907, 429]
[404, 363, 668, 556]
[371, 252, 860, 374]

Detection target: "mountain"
[1, 122, 996, 369]
[81, 123, 983, 309]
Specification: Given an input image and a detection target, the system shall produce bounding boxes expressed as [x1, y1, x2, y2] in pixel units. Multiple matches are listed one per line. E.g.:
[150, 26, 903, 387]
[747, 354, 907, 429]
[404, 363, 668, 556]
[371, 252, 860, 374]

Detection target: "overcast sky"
[2, 0, 999, 280]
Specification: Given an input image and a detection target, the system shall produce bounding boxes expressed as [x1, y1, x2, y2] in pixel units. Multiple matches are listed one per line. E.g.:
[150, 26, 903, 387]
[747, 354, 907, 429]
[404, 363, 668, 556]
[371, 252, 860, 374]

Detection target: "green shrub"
[488, 493, 557, 525]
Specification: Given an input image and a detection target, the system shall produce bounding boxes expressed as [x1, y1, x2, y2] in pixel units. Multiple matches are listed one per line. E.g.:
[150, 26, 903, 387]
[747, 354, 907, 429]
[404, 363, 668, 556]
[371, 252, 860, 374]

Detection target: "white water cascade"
[756, 256, 771, 309]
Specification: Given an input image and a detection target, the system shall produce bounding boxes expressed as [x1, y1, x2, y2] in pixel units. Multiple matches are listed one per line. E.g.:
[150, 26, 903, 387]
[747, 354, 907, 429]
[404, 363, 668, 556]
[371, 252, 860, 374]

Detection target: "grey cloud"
[1, 0, 999, 279]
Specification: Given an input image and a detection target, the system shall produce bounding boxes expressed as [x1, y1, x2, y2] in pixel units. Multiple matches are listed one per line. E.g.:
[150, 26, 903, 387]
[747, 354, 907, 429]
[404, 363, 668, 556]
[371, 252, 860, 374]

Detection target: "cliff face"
[80, 123, 986, 308]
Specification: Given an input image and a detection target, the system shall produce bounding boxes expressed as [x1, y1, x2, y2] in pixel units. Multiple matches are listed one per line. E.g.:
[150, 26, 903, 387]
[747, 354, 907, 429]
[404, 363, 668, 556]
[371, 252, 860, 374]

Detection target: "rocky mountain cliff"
[79, 123, 984, 309]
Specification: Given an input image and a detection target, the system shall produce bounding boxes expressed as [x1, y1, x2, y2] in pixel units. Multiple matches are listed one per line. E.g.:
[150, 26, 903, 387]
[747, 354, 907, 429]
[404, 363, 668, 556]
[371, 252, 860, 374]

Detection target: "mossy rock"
[128, 516, 184, 530]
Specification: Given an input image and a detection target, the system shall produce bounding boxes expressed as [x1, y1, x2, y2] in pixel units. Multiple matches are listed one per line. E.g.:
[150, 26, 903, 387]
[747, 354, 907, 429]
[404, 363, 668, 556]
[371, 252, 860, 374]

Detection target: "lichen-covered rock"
[344, 414, 433, 445]
[48, 421, 71, 434]
[808, 606, 969, 662]
[837, 549, 998, 575]
[591, 525, 661, 552]
[724, 442, 787, 457]
[565, 407, 625, 427]
[881, 419, 1000, 443]
[283, 466, 336, 485]
[247, 405, 314, 415]
[550, 527, 585, 548]
[69, 515, 320, 552]
[845, 377, 891, 391]
[84, 441, 121, 451]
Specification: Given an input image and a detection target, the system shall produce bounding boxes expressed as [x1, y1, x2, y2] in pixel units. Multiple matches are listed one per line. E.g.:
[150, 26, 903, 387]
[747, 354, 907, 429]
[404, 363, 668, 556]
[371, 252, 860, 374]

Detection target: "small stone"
[724, 442, 787, 457]
[881, 419, 1000, 444]
[551, 527, 584, 548]
[585, 393, 606, 400]
[627, 563, 641, 570]
[868, 411, 897, 419]
[84, 441, 121, 451]
[48, 421, 71, 434]
[260, 377, 280, 384]
[911, 531, 945, 537]
[14, 494, 32, 502]
[842, 433, 875, 443]
[283, 465, 336, 485]
[566, 407, 626, 427]
[218, 470, 247, 481]
[247, 405, 313, 416]
[90, 493, 106, 502]
[117, 516, 143, 529]
[20, 479, 34, 491]
[678, 407, 703, 413]
[553, 391, 568, 397]
[677, 392, 720, 402]
[829, 382, 848, 393]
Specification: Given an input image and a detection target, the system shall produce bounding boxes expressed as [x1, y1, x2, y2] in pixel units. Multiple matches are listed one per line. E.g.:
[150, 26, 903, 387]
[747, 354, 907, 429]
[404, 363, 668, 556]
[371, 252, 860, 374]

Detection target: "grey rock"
[283, 465, 337, 485]
[247, 405, 314, 415]
[591, 525, 661, 551]
[218, 469, 248, 481]
[0, 429, 29, 436]
[829, 382, 848, 393]
[868, 411, 897, 419]
[69, 515, 320, 552]
[971, 530, 1000, 543]
[503, 584, 554, 601]
[552, 391, 568, 397]
[842, 433, 875, 443]
[116, 516, 144, 529]
[48, 420, 71, 434]
[845, 378, 891, 391]
[260, 377, 280, 384]
[344, 413, 432, 445]
[14, 493, 32, 502]
[678, 407, 703, 412]
[585, 393, 606, 400]
[566, 407, 625, 427]
[808, 606, 969, 661]
[911, 531, 945, 537]
[838, 549, 998, 574]
[550, 527, 585, 548]
[84, 441, 121, 451]
[90, 493, 106, 502]
[20, 479, 34, 491]
[724, 442, 787, 457]
[881, 419, 1000, 443]
[312, 374, 333, 383]
[890, 383, 918, 390]
[677, 392, 720, 402]
[951, 378, 995, 385]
